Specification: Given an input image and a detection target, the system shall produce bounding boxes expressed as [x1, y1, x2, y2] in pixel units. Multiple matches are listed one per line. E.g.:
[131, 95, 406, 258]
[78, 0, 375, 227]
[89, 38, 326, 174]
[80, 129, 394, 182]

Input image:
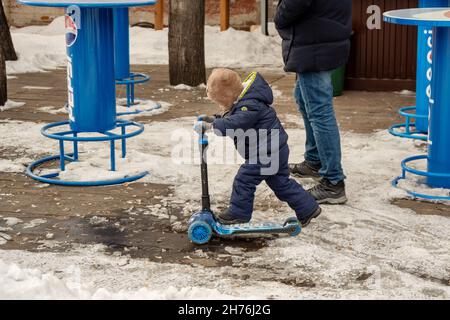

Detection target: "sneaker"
[216, 210, 250, 225]
[308, 178, 348, 205]
[299, 207, 322, 228]
[289, 161, 321, 179]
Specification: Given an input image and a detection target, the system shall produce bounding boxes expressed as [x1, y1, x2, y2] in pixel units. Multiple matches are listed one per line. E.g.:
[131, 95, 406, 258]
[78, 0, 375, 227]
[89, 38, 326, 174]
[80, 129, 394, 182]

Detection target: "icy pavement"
[0, 115, 449, 299]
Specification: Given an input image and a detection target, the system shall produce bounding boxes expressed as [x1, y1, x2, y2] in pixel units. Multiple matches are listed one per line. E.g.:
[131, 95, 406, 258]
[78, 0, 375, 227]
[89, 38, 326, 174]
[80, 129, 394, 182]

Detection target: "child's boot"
[216, 209, 251, 225]
[299, 206, 322, 228]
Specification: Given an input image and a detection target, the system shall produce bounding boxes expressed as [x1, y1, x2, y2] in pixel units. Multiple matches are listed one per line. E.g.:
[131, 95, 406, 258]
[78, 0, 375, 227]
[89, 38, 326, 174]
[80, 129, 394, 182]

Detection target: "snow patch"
[171, 84, 206, 91]
[37, 106, 68, 114]
[23, 219, 47, 229]
[3, 217, 23, 227]
[8, 17, 283, 76]
[116, 100, 171, 120]
[0, 258, 234, 300]
[0, 101, 25, 111]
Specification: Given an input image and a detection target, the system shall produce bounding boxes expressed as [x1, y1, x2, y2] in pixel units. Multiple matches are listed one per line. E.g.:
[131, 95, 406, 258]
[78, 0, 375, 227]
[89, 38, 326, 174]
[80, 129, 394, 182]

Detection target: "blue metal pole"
[121, 125, 126, 158]
[416, 0, 449, 133]
[59, 140, 65, 171]
[66, 7, 116, 133]
[110, 140, 116, 171]
[427, 26, 450, 188]
[113, 8, 131, 80]
[73, 132, 79, 161]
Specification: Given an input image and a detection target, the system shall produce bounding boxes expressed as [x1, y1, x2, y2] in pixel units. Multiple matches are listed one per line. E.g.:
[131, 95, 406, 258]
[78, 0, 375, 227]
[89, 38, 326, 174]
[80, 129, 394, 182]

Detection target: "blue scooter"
[187, 120, 302, 245]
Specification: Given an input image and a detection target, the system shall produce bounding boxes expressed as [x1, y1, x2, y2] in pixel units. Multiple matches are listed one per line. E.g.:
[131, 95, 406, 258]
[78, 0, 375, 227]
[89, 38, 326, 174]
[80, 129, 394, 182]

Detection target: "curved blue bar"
[391, 155, 450, 201]
[392, 176, 450, 200]
[400, 155, 450, 178]
[116, 72, 150, 85]
[116, 73, 152, 110]
[388, 106, 428, 141]
[26, 119, 149, 186]
[27, 154, 149, 186]
[41, 120, 144, 141]
[18, 0, 156, 8]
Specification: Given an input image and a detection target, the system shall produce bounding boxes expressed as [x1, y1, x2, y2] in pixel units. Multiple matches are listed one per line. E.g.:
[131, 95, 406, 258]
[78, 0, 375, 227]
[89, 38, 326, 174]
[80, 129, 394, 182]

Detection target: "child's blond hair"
[207, 68, 243, 112]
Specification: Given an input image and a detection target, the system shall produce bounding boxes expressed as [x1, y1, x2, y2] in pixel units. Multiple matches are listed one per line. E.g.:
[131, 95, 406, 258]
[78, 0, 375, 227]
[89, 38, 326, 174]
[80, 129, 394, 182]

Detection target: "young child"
[199, 68, 321, 227]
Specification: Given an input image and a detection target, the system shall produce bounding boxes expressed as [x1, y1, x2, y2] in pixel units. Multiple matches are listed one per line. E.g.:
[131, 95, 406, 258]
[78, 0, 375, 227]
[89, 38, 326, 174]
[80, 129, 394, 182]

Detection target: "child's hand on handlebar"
[194, 121, 212, 135]
[197, 114, 216, 123]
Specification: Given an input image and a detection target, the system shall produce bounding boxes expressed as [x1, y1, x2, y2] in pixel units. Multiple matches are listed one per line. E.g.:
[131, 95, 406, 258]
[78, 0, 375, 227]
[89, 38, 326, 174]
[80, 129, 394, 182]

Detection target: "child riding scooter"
[197, 69, 322, 227]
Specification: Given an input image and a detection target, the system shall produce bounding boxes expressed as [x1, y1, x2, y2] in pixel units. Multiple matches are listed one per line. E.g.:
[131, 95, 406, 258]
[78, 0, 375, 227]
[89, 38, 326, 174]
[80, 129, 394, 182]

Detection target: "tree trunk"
[0, 1, 17, 61]
[0, 49, 6, 106]
[169, 0, 206, 86]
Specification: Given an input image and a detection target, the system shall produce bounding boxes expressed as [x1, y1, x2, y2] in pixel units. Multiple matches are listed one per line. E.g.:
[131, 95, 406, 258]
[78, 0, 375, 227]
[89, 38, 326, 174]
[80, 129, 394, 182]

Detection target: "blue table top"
[384, 8, 450, 27]
[18, 0, 156, 8]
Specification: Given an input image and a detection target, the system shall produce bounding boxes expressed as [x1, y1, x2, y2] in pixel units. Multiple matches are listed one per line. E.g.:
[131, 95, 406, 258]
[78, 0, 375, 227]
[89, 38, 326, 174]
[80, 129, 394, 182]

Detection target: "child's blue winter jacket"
[212, 72, 318, 221]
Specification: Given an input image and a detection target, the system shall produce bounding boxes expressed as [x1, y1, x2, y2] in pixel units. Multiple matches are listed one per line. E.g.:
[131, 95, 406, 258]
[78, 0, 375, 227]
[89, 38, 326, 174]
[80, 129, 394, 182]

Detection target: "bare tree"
[168, 0, 206, 86]
[0, 49, 6, 106]
[0, 0, 17, 61]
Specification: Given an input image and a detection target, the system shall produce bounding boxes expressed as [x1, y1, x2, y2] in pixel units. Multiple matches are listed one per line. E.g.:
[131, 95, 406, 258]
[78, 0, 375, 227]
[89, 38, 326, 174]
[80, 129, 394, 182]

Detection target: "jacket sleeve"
[274, 0, 312, 30]
[212, 105, 260, 136]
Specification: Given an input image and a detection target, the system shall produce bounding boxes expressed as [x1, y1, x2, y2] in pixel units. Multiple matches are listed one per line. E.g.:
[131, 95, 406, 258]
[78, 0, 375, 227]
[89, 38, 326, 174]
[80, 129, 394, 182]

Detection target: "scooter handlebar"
[193, 121, 211, 145]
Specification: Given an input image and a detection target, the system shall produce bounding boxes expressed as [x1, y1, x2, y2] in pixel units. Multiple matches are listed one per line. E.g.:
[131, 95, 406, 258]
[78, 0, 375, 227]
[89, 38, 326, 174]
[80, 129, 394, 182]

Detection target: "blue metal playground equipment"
[113, 7, 161, 115]
[389, 0, 449, 141]
[384, 7, 450, 201]
[20, 0, 157, 186]
[26, 119, 148, 186]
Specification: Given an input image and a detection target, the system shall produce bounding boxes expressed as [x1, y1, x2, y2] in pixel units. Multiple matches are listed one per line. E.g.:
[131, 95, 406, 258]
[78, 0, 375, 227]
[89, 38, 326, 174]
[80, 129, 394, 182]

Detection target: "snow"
[116, 99, 171, 120]
[0, 101, 25, 111]
[7, 16, 283, 76]
[3, 217, 23, 227]
[0, 114, 449, 299]
[22, 86, 53, 90]
[23, 219, 47, 229]
[171, 84, 206, 91]
[396, 90, 416, 97]
[37, 106, 68, 114]
[0, 256, 234, 300]
[0, 159, 26, 172]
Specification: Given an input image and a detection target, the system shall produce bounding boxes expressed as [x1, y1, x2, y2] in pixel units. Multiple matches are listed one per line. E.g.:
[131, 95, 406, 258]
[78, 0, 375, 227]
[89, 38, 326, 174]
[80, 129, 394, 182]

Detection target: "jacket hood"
[238, 72, 274, 105]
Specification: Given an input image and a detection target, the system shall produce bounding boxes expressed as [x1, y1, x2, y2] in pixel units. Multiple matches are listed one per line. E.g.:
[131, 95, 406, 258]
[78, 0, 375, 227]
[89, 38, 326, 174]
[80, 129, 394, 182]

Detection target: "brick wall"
[4, 0, 264, 29]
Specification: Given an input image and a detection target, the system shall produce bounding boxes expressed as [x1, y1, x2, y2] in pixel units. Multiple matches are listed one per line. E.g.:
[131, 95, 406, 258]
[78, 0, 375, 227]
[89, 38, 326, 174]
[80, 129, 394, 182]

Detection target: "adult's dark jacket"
[274, 0, 352, 73]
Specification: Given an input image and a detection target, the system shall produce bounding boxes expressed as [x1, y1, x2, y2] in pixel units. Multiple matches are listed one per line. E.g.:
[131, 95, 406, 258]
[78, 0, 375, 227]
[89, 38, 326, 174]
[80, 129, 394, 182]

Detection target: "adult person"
[274, 0, 352, 204]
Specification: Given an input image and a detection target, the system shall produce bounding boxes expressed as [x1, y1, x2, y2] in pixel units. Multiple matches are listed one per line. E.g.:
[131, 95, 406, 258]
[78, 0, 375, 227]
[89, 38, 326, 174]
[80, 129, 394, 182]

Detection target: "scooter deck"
[187, 211, 301, 244]
[213, 221, 298, 236]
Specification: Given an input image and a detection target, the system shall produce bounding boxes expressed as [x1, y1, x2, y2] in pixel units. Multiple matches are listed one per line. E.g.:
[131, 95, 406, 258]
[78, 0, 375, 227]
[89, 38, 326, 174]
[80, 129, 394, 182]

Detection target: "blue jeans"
[294, 71, 345, 184]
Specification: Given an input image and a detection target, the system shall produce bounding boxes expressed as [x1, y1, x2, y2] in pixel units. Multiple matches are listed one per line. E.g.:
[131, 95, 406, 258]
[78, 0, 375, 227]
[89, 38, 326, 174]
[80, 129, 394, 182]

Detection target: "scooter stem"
[198, 126, 211, 212]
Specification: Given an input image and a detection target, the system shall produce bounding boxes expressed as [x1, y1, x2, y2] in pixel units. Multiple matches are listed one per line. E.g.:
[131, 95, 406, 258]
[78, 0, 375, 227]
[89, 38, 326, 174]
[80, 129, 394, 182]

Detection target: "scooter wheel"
[188, 221, 213, 245]
[288, 224, 302, 237]
[283, 217, 299, 227]
[283, 217, 301, 237]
